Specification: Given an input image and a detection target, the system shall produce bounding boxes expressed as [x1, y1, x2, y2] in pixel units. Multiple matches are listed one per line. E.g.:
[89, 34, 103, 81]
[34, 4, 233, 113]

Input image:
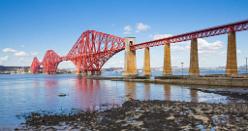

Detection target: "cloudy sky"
[0, 0, 248, 69]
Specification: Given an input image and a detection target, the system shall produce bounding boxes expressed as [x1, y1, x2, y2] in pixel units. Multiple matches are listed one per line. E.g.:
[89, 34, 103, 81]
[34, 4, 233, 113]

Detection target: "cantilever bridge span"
[31, 20, 248, 76]
[31, 30, 126, 74]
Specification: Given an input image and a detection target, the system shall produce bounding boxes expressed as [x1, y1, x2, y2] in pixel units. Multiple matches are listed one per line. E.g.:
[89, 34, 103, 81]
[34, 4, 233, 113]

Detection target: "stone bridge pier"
[163, 43, 172, 75]
[226, 30, 238, 76]
[123, 37, 137, 77]
[189, 38, 200, 76]
[123, 30, 238, 78]
[143, 47, 151, 77]
[123, 37, 151, 77]
[187, 31, 238, 77]
[186, 32, 238, 77]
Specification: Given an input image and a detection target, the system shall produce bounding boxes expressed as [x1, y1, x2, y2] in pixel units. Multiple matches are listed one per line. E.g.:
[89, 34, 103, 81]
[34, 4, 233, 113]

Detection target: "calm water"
[0, 74, 247, 128]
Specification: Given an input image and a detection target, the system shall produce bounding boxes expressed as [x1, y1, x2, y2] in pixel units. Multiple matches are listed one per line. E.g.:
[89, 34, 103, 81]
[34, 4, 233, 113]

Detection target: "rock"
[58, 93, 66, 97]
[193, 107, 203, 114]
[130, 121, 143, 127]
[44, 126, 56, 130]
[133, 113, 142, 119]
[192, 114, 209, 124]
[226, 124, 235, 128]
[180, 124, 193, 130]
[244, 114, 248, 120]
[52, 125, 66, 130]
[211, 115, 228, 125]
[166, 115, 175, 121]
[17, 100, 248, 130]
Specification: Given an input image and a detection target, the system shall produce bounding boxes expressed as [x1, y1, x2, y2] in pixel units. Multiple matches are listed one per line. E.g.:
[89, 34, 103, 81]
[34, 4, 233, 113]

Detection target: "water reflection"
[45, 78, 58, 88]
[75, 77, 100, 111]
[144, 83, 150, 100]
[36, 76, 237, 108]
[163, 84, 171, 101]
[0, 74, 246, 127]
[190, 89, 198, 103]
[125, 82, 136, 100]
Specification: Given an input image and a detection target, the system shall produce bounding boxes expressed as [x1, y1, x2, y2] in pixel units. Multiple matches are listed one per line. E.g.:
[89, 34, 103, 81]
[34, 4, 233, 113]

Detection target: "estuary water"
[0, 74, 247, 128]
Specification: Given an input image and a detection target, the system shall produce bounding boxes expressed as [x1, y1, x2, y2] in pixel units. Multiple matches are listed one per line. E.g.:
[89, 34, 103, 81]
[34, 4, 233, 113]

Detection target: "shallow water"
[0, 74, 246, 128]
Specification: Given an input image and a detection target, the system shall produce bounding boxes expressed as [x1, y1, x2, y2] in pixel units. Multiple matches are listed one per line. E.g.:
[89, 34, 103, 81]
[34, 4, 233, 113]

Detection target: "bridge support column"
[189, 38, 200, 76]
[73, 59, 82, 75]
[87, 71, 93, 75]
[123, 37, 137, 77]
[163, 43, 172, 75]
[226, 31, 238, 76]
[94, 71, 101, 75]
[81, 71, 87, 76]
[143, 47, 151, 76]
[76, 62, 81, 75]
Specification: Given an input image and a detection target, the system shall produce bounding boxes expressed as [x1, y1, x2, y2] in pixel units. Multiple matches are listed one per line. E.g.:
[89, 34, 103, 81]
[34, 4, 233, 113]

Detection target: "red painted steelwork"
[30, 20, 248, 74]
[42, 50, 62, 74]
[132, 19, 248, 50]
[30, 30, 125, 74]
[30, 57, 40, 74]
[66, 30, 125, 73]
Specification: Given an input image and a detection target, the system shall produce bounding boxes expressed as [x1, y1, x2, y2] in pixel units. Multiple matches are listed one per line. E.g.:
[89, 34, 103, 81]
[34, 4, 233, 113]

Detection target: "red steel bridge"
[31, 20, 248, 74]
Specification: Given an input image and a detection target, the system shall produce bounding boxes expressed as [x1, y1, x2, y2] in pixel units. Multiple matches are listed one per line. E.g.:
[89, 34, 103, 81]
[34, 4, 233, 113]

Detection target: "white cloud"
[182, 39, 224, 54]
[2, 48, 17, 53]
[136, 22, 150, 32]
[152, 34, 187, 52]
[197, 39, 224, 54]
[123, 22, 151, 34]
[172, 44, 187, 51]
[2, 47, 31, 57]
[15, 51, 28, 57]
[153, 34, 172, 40]
[18, 57, 25, 62]
[237, 49, 241, 54]
[219, 49, 241, 55]
[0, 56, 9, 61]
[30, 51, 39, 56]
[123, 25, 132, 34]
[152, 34, 224, 54]
[0, 56, 9, 65]
[1, 47, 39, 66]
[151, 38, 224, 54]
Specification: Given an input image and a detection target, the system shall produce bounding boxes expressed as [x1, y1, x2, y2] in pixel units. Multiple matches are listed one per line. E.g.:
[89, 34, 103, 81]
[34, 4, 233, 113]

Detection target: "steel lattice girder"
[132, 19, 248, 50]
[30, 57, 40, 74]
[41, 50, 62, 74]
[66, 30, 125, 72]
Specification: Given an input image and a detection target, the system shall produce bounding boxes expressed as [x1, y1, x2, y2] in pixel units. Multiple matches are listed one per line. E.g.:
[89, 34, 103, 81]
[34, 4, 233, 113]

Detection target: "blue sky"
[0, 0, 248, 68]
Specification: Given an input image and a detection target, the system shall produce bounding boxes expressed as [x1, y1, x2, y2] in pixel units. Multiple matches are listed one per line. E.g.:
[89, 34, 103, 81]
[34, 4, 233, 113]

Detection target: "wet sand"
[16, 100, 248, 130]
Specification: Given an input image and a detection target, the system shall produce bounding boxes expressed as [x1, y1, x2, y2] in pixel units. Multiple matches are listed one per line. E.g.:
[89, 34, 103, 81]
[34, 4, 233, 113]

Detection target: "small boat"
[58, 93, 66, 97]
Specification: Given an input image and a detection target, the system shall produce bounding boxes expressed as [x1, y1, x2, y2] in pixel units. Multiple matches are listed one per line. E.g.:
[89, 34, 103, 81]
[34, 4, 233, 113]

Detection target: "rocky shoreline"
[16, 100, 248, 130]
[192, 88, 248, 101]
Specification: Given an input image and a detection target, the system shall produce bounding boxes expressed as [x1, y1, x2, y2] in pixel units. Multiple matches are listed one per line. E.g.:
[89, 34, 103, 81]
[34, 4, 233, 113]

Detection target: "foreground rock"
[17, 100, 248, 130]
